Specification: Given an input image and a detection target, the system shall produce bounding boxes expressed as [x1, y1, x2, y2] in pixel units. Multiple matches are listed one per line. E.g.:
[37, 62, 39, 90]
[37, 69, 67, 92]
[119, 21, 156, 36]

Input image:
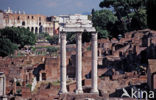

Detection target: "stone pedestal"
[59, 33, 67, 94]
[0, 72, 7, 100]
[91, 33, 98, 94]
[76, 33, 83, 94]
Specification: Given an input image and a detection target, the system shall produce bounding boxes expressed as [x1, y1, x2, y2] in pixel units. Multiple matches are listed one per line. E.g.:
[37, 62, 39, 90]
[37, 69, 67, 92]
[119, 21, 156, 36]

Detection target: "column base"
[91, 89, 99, 94]
[75, 89, 83, 94]
[0, 96, 7, 100]
[58, 89, 68, 95]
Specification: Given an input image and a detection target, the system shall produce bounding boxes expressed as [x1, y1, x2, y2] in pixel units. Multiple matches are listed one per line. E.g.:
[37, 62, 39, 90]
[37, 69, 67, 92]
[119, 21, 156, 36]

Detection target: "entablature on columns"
[60, 27, 96, 33]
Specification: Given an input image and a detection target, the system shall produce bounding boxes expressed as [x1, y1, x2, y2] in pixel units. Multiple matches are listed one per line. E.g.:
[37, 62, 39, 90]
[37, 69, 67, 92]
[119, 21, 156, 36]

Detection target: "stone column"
[59, 33, 67, 94]
[76, 33, 83, 93]
[0, 72, 6, 96]
[91, 33, 98, 93]
[39, 73, 42, 81]
[58, 32, 61, 44]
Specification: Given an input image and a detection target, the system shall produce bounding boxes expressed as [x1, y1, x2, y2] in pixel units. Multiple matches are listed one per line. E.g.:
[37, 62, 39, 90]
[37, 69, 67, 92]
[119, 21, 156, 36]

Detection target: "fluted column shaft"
[91, 33, 98, 93]
[39, 73, 42, 81]
[59, 33, 67, 94]
[76, 33, 83, 93]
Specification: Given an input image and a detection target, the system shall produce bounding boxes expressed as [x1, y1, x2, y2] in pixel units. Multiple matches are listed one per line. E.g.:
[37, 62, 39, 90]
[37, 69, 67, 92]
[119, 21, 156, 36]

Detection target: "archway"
[39, 26, 43, 33]
[27, 27, 30, 31]
[35, 27, 38, 34]
[31, 27, 34, 33]
[22, 21, 25, 26]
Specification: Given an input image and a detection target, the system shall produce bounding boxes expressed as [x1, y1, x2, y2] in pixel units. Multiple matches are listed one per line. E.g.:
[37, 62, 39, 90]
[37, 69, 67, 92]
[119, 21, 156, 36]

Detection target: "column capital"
[77, 33, 82, 41]
[92, 32, 98, 41]
[61, 32, 66, 40]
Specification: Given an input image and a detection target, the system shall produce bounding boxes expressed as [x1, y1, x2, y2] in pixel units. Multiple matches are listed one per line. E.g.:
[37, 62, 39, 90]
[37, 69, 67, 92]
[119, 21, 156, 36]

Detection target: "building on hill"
[0, 7, 59, 36]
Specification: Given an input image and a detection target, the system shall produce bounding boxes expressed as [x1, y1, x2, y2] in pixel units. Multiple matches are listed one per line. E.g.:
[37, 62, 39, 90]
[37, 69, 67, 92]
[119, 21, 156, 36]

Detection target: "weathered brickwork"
[0, 29, 156, 99]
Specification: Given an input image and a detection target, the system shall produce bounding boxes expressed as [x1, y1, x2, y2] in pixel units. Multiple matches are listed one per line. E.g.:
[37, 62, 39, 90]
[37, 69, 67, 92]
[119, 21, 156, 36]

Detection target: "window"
[32, 16, 34, 19]
[39, 22, 41, 26]
[22, 21, 25, 26]
[42, 73, 46, 80]
[27, 16, 29, 19]
[17, 16, 20, 20]
[39, 17, 41, 21]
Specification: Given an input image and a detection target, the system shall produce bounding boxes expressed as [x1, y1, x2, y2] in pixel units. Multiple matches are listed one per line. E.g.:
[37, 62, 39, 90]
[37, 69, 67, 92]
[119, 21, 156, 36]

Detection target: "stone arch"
[39, 22, 41, 26]
[98, 50, 100, 57]
[17, 16, 20, 20]
[27, 27, 30, 31]
[42, 73, 46, 80]
[48, 27, 50, 33]
[31, 27, 34, 33]
[35, 27, 38, 33]
[22, 21, 25, 26]
[45, 27, 47, 33]
[47, 28, 49, 32]
[39, 26, 43, 33]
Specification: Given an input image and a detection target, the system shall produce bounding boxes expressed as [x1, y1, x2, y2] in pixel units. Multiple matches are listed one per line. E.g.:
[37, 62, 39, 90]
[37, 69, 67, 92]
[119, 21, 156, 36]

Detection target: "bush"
[0, 27, 36, 57]
[0, 27, 36, 48]
[26, 84, 32, 90]
[0, 38, 18, 57]
[47, 47, 58, 54]
[47, 35, 59, 44]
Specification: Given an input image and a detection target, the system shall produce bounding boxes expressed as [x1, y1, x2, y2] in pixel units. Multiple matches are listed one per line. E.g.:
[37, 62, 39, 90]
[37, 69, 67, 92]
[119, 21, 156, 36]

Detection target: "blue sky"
[0, 0, 102, 16]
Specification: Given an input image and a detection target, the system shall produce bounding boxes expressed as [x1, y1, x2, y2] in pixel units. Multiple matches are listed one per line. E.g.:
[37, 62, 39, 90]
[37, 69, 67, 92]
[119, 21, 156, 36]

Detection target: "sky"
[0, 0, 102, 16]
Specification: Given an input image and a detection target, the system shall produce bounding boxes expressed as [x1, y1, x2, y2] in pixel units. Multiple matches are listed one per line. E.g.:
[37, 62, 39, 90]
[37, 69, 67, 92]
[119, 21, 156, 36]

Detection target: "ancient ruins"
[0, 7, 59, 36]
[0, 72, 7, 100]
[0, 14, 156, 99]
[59, 15, 98, 94]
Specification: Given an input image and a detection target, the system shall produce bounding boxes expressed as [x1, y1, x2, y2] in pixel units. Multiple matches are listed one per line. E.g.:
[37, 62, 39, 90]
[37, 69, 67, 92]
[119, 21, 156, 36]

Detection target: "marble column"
[0, 73, 6, 96]
[91, 33, 98, 93]
[59, 32, 67, 94]
[76, 33, 83, 94]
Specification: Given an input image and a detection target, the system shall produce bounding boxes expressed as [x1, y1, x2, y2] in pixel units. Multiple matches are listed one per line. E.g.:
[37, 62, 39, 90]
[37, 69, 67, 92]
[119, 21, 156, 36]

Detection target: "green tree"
[47, 34, 59, 44]
[147, 0, 156, 30]
[0, 27, 36, 57]
[0, 38, 18, 57]
[82, 32, 92, 43]
[66, 32, 92, 44]
[92, 9, 118, 38]
[37, 32, 51, 40]
[99, 0, 147, 35]
[0, 27, 36, 48]
[67, 33, 76, 44]
[131, 8, 147, 30]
